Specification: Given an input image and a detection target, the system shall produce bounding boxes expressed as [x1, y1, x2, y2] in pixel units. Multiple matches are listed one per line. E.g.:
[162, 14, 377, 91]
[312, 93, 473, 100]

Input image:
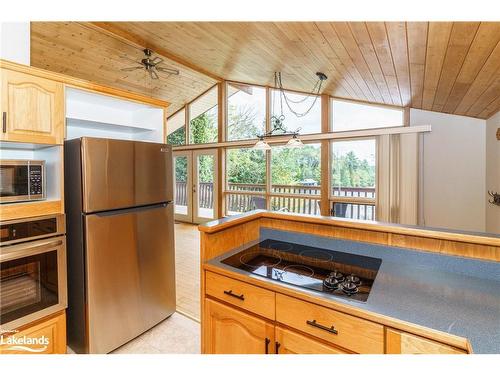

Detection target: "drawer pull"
[275, 341, 281, 354]
[306, 319, 338, 335]
[223, 289, 245, 301]
[2, 112, 6, 133]
[265, 338, 270, 354]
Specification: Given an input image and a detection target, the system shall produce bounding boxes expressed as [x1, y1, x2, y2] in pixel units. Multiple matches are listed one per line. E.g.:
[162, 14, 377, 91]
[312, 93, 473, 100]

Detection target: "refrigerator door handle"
[91, 203, 170, 217]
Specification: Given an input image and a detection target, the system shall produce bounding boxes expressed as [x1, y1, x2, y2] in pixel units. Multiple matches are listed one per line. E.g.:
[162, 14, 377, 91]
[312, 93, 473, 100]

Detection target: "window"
[188, 86, 218, 144]
[227, 83, 266, 141]
[167, 109, 186, 145]
[225, 147, 266, 215]
[270, 143, 321, 215]
[271, 90, 321, 135]
[331, 139, 376, 220]
[332, 99, 403, 132]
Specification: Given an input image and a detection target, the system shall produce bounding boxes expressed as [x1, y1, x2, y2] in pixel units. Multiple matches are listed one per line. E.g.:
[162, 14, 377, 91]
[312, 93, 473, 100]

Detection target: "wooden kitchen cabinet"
[276, 293, 384, 354]
[0, 311, 66, 354]
[205, 271, 276, 320]
[204, 298, 274, 354]
[386, 329, 467, 354]
[1, 69, 64, 144]
[275, 326, 349, 354]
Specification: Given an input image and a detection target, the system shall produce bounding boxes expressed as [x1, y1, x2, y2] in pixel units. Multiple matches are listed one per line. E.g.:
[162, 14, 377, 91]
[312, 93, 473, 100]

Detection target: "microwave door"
[0, 165, 29, 202]
[81, 138, 173, 213]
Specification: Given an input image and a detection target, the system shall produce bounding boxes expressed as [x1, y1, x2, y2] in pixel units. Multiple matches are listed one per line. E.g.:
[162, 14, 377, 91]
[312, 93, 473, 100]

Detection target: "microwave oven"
[0, 160, 45, 204]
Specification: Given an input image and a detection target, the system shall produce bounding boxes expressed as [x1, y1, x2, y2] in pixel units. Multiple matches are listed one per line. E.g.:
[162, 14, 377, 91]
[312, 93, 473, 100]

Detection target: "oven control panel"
[0, 215, 64, 245]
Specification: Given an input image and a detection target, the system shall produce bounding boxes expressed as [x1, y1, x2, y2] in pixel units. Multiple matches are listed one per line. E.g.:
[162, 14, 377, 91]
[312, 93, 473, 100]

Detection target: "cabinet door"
[0, 311, 66, 354]
[204, 298, 274, 354]
[275, 327, 349, 354]
[386, 329, 467, 354]
[1, 69, 64, 144]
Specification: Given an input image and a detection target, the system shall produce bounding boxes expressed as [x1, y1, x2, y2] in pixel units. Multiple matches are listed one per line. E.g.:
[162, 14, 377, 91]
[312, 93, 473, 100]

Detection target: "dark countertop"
[206, 228, 500, 354]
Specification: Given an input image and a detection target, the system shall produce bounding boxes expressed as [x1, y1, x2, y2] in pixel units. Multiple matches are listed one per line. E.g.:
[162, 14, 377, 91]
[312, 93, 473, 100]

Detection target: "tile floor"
[112, 313, 200, 354]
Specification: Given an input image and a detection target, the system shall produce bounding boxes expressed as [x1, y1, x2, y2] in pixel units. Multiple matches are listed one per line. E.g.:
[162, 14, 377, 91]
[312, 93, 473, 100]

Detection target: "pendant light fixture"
[252, 71, 327, 150]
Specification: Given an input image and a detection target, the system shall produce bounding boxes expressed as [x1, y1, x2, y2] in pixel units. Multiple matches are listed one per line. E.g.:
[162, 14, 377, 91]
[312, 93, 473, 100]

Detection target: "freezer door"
[81, 137, 173, 213]
[84, 203, 175, 354]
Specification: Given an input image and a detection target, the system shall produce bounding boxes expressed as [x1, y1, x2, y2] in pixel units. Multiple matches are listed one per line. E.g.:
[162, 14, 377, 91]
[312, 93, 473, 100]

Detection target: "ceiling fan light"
[253, 139, 271, 150]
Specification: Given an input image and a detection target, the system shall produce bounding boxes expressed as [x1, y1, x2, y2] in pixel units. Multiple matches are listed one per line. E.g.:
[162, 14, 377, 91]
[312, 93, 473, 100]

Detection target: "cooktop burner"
[221, 239, 382, 302]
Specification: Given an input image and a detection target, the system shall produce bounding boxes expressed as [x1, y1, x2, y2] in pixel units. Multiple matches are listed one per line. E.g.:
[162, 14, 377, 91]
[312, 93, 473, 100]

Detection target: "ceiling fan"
[120, 48, 180, 80]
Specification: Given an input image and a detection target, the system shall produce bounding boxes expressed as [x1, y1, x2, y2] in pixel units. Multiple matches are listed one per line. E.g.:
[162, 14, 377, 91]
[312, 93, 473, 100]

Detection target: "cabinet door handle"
[275, 341, 281, 354]
[306, 319, 338, 335]
[223, 289, 245, 301]
[265, 338, 270, 354]
[2, 112, 6, 133]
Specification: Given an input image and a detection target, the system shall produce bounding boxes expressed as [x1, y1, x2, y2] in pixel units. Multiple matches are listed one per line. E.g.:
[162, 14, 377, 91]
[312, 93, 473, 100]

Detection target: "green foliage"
[227, 148, 266, 185]
[332, 151, 375, 188]
[167, 126, 186, 146]
[190, 111, 218, 144]
[271, 146, 321, 185]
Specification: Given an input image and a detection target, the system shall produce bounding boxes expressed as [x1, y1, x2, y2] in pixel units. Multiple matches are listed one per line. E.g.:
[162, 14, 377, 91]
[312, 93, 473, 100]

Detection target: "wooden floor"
[174, 222, 200, 321]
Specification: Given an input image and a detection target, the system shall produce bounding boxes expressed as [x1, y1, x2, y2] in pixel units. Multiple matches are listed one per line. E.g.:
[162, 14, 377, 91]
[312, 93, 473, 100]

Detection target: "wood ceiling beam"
[82, 22, 223, 82]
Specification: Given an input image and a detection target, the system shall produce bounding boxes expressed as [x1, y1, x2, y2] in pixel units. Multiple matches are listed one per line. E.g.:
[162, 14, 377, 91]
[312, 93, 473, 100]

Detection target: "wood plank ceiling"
[30, 22, 217, 115]
[30, 22, 500, 119]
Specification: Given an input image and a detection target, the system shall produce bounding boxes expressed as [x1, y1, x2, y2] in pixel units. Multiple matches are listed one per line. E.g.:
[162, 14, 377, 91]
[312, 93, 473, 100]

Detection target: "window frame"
[329, 136, 377, 220]
[224, 145, 267, 216]
[166, 107, 187, 146]
[270, 88, 322, 136]
[330, 97, 405, 133]
[187, 84, 219, 145]
[225, 81, 268, 142]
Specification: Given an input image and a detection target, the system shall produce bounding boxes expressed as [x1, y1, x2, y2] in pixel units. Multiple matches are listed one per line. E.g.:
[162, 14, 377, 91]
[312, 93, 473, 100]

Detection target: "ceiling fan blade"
[120, 66, 144, 72]
[149, 69, 159, 80]
[156, 66, 180, 75]
[151, 56, 164, 64]
[120, 55, 141, 64]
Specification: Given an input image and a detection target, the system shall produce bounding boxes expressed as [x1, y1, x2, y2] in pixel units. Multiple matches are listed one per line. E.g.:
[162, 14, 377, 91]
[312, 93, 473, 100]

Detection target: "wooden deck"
[174, 222, 200, 321]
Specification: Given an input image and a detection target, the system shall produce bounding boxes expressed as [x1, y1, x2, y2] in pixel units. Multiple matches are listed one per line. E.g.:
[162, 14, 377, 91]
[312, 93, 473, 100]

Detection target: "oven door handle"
[0, 238, 64, 262]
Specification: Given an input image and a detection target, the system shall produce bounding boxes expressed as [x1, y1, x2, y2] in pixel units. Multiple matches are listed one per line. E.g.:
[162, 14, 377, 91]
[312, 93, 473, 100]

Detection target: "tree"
[227, 104, 262, 140]
[167, 126, 185, 146]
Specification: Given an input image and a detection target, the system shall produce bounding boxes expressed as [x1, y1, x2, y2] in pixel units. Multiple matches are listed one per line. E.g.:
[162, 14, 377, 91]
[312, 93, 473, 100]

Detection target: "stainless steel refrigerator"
[64, 137, 175, 354]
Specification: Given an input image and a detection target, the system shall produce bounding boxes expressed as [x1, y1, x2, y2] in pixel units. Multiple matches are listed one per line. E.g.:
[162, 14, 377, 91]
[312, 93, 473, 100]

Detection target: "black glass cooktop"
[221, 239, 382, 302]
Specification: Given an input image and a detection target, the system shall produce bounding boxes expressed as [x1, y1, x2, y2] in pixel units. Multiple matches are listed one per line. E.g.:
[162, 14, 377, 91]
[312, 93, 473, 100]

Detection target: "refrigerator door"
[81, 137, 173, 213]
[84, 203, 175, 354]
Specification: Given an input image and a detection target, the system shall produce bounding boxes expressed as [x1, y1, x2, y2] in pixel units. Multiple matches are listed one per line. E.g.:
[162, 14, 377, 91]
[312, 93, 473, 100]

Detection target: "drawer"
[276, 294, 384, 353]
[275, 326, 350, 354]
[386, 329, 467, 354]
[0, 311, 66, 354]
[205, 271, 275, 320]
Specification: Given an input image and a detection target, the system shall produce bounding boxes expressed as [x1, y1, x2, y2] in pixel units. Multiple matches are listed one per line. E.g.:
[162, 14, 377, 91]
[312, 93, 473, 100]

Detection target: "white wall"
[410, 108, 486, 233]
[0, 22, 30, 65]
[486, 111, 500, 234]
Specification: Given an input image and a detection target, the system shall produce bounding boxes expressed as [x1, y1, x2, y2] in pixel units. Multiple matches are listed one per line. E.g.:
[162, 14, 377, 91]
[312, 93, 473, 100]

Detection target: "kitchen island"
[198, 210, 500, 354]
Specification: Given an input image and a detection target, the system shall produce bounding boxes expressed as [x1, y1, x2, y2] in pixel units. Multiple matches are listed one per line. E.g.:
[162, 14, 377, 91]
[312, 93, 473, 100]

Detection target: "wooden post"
[320, 94, 331, 216]
[217, 82, 226, 218]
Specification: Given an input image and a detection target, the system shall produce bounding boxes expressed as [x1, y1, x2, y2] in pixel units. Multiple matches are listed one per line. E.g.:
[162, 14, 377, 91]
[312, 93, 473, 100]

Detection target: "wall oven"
[0, 160, 45, 204]
[0, 214, 67, 331]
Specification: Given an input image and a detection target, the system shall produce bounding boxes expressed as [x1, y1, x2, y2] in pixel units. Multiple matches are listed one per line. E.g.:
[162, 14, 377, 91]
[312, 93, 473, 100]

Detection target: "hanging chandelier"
[252, 71, 327, 150]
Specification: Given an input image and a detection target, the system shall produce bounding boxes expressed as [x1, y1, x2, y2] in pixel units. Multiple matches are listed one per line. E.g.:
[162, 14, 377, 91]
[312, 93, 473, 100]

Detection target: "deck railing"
[174, 181, 375, 219]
